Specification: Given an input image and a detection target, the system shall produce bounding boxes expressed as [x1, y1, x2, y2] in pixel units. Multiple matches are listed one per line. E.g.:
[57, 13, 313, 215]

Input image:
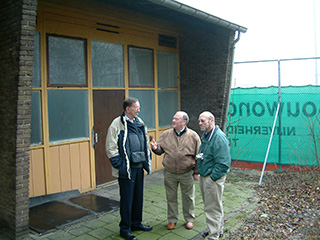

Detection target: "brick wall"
[179, 27, 235, 134]
[0, 0, 37, 239]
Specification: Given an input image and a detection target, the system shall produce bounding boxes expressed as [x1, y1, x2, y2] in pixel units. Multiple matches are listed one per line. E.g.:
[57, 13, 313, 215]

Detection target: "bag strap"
[131, 121, 143, 151]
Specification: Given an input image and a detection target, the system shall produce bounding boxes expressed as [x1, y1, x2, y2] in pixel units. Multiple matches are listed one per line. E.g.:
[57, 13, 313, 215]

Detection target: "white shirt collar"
[125, 114, 134, 123]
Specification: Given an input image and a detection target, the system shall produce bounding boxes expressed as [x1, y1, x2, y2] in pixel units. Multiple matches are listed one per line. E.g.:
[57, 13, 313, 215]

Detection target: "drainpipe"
[222, 30, 241, 133]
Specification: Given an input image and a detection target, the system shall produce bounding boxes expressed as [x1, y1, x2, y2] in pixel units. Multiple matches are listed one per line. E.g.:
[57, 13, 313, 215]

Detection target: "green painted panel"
[227, 86, 320, 166]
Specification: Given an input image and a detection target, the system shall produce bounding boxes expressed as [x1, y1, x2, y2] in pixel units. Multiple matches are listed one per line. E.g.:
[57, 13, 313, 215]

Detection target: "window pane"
[92, 40, 124, 87]
[48, 36, 86, 85]
[129, 47, 154, 87]
[33, 32, 41, 87]
[48, 90, 89, 143]
[129, 90, 155, 129]
[158, 90, 179, 128]
[31, 91, 42, 145]
[157, 51, 178, 88]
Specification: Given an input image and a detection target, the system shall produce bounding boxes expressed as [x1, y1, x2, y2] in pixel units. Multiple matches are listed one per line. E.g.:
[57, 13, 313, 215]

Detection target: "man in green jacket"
[197, 111, 231, 240]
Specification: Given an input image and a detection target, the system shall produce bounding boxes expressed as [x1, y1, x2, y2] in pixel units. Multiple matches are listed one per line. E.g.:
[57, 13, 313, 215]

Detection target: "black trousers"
[118, 167, 144, 233]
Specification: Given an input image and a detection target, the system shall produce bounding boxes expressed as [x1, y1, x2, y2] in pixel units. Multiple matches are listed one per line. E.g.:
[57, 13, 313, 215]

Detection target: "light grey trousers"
[200, 175, 226, 240]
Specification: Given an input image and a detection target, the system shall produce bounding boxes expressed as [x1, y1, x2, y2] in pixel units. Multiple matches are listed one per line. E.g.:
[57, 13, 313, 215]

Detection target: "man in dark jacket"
[197, 111, 231, 240]
[106, 97, 152, 240]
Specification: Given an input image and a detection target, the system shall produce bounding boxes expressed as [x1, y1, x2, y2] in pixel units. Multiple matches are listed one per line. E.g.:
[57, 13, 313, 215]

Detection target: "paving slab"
[26, 169, 258, 240]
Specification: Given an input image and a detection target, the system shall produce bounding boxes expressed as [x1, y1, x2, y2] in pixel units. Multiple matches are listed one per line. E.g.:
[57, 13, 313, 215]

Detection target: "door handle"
[95, 133, 98, 143]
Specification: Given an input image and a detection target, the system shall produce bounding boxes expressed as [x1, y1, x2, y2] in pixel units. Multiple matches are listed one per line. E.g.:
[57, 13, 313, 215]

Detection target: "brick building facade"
[0, 0, 38, 239]
[0, 0, 246, 238]
[180, 29, 235, 131]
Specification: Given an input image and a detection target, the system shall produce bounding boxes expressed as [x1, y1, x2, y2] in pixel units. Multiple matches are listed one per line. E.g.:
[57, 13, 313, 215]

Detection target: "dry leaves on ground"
[225, 168, 320, 240]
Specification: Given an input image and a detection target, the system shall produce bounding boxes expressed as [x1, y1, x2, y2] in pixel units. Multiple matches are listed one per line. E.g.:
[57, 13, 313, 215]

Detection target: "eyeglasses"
[130, 106, 140, 111]
[198, 119, 207, 123]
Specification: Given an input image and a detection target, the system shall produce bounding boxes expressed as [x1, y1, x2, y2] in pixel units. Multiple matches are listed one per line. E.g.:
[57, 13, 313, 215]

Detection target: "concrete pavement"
[27, 169, 258, 240]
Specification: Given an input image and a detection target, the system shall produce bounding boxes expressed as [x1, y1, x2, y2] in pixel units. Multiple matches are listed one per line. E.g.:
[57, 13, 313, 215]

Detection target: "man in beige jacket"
[151, 111, 201, 230]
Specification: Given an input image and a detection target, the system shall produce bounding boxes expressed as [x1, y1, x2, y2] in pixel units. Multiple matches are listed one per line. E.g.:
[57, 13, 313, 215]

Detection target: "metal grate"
[96, 22, 120, 34]
[158, 34, 177, 48]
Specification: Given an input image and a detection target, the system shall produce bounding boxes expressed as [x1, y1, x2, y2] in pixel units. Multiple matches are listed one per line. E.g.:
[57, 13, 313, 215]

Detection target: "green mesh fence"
[227, 85, 320, 167]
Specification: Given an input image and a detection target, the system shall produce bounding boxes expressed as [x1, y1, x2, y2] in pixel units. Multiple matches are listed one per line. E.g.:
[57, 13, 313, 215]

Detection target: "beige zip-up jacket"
[152, 128, 201, 174]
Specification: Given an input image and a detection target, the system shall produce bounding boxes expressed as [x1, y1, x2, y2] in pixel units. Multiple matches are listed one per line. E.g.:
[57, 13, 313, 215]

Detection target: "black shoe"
[201, 231, 209, 238]
[120, 231, 137, 240]
[131, 224, 153, 231]
[201, 231, 223, 238]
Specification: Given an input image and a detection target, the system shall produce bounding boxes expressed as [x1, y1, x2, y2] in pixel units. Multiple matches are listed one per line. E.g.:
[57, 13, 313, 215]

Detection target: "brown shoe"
[185, 221, 194, 229]
[167, 222, 175, 230]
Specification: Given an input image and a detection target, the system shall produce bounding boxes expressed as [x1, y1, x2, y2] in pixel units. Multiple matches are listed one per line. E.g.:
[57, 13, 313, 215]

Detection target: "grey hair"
[177, 111, 189, 124]
[200, 111, 215, 121]
[123, 97, 139, 110]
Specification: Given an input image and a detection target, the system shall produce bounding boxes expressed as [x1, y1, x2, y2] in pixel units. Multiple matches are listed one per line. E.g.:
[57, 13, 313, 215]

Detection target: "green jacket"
[197, 126, 231, 181]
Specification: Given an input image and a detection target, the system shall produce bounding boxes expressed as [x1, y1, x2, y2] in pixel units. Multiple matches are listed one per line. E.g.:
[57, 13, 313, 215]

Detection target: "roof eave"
[147, 0, 247, 33]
